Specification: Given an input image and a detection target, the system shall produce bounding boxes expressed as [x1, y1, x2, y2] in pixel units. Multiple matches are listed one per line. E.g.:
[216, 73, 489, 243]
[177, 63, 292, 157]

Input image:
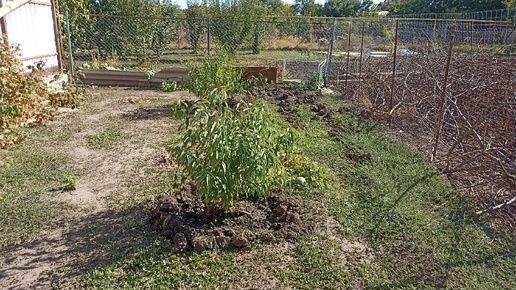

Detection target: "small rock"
[276, 93, 288, 101]
[176, 223, 189, 234]
[287, 212, 300, 223]
[169, 216, 183, 229]
[151, 207, 160, 219]
[321, 87, 336, 95]
[337, 107, 347, 114]
[163, 215, 172, 225]
[172, 233, 187, 252]
[152, 220, 161, 231]
[286, 231, 298, 240]
[224, 228, 236, 237]
[274, 204, 287, 216]
[242, 230, 256, 243]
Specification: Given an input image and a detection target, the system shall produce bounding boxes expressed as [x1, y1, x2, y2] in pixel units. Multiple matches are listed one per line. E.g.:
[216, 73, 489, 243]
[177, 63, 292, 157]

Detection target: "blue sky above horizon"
[174, 0, 384, 10]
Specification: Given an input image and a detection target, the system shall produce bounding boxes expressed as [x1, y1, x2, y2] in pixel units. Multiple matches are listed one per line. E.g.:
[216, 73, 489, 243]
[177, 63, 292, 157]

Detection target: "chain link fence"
[389, 8, 516, 22]
[335, 18, 516, 227]
[65, 13, 335, 82]
[63, 12, 516, 226]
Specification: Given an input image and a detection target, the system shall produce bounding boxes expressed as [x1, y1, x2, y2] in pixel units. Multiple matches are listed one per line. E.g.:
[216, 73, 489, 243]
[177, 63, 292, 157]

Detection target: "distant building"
[378, 11, 389, 17]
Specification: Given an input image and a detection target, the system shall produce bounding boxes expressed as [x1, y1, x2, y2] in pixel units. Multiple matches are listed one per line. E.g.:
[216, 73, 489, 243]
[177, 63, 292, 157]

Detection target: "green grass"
[86, 128, 134, 148]
[292, 93, 516, 288]
[77, 90, 516, 288]
[79, 224, 243, 289]
[4, 86, 513, 288]
[273, 240, 351, 289]
[0, 143, 72, 253]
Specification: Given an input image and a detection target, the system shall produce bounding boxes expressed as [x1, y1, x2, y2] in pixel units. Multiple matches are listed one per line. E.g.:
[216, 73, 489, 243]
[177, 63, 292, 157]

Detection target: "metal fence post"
[358, 22, 365, 88]
[65, 11, 74, 81]
[327, 18, 336, 82]
[207, 18, 210, 55]
[432, 25, 456, 161]
[388, 20, 399, 129]
[345, 22, 352, 91]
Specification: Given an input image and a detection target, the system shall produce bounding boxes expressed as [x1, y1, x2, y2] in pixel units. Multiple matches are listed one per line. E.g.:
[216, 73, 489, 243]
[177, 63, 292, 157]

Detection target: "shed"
[0, 0, 61, 71]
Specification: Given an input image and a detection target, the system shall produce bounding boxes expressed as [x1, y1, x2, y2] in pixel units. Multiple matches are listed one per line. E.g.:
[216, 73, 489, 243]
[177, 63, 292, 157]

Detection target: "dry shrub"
[0, 40, 83, 148]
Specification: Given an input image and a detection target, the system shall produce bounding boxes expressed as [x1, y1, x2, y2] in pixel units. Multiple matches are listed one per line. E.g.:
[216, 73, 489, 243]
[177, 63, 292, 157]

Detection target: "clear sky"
[174, 0, 384, 9]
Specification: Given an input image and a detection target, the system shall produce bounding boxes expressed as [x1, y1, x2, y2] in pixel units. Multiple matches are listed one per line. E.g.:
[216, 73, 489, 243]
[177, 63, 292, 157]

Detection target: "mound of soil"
[150, 184, 312, 253]
[248, 87, 354, 134]
[150, 87, 372, 254]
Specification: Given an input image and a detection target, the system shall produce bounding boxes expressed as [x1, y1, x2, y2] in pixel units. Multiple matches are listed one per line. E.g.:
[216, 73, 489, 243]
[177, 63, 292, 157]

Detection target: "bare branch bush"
[338, 19, 516, 230]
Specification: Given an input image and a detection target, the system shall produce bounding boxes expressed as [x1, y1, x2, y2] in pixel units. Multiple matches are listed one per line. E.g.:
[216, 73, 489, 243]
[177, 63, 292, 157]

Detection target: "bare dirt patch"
[0, 88, 195, 289]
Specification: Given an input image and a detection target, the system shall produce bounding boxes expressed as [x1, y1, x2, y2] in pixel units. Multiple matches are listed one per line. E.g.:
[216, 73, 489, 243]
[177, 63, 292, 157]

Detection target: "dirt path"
[0, 88, 193, 289]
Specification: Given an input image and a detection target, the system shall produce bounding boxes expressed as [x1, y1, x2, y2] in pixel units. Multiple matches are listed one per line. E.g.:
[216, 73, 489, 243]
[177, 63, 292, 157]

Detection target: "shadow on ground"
[0, 208, 159, 289]
[121, 105, 174, 121]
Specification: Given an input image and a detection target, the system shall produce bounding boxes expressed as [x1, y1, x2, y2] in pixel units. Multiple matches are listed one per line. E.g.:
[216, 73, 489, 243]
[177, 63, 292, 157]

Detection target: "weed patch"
[273, 240, 351, 289]
[79, 230, 242, 288]
[0, 42, 84, 148]
[0, 144, 72, 253]
[86, 128, 133, 148]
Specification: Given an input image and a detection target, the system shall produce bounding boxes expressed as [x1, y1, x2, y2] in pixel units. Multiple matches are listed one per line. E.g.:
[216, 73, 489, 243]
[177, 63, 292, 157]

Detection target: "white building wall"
[1, 0, 59, 70]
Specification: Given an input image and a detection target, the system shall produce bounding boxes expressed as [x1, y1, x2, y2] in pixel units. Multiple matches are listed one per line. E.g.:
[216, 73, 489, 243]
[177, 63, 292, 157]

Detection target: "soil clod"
[150, 186, 313, 253]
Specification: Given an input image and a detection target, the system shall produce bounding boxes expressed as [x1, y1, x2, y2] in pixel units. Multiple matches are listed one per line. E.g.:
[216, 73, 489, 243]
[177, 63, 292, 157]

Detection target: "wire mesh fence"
[389, 8, 516, 22]
[336, 18, 516, 228]
[64, 12, 516, 225]
[65, 14, 335, 77]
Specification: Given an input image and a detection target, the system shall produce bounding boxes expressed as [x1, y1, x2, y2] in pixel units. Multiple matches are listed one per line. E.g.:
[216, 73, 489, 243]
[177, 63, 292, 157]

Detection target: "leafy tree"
[260, 0, 284, 14]
[57, 0, 93, 53]
[386, 0, 506, 15]
[386, 0, 433, 15]
[505, 0, 516, 8]
[86, 0, 180, 62]
[443, 0, 505, 12]
[185, 1, 207, 53]
[294, 0, 322, 16]
[321, 0, 374, 17]
[208, 0, 268, 53]
[149, 2, 181, 58]
[248, 1, 269, 53]
[277, 2, 297, 16]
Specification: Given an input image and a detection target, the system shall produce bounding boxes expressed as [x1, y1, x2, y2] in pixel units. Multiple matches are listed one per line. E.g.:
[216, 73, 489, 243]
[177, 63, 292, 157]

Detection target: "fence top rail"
[389, 8, 516, 19]
[265, 15, 513, 24]
[72, 12, 514, 25]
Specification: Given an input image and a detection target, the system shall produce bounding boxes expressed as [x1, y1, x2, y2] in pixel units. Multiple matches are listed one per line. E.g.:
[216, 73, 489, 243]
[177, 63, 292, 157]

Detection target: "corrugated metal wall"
[1, 0, 59, 70]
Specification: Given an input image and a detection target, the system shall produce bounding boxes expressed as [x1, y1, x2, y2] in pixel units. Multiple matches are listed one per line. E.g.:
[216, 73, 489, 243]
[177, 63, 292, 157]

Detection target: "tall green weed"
[172, 92, 295, 210]
[180, 50, 245, 97]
